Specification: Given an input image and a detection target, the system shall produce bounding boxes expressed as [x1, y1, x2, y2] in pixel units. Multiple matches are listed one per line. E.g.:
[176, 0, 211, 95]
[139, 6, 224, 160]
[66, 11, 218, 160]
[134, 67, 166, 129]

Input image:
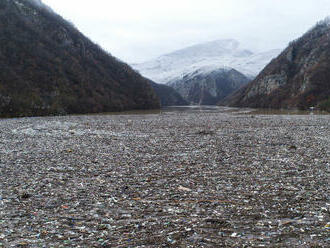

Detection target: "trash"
[288, 145, 297, 150]
[196, 130, 215, 135]
[20, 192, 32, 200]
[178, 185, 192, 192]
[0, 107, 328, 247]
[204, 218, 231, 228]
[278, 219, 295, 226]
[167, 237, 176, 244]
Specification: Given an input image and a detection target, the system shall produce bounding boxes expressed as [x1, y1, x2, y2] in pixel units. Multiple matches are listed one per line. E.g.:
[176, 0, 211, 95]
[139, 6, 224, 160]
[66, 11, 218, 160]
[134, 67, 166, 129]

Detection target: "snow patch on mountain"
[133, 39, 281, 84]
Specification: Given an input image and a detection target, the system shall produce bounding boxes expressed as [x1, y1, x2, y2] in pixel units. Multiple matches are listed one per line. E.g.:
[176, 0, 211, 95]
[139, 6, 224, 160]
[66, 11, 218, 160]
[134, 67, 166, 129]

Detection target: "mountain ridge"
[133, 39, 281, 84]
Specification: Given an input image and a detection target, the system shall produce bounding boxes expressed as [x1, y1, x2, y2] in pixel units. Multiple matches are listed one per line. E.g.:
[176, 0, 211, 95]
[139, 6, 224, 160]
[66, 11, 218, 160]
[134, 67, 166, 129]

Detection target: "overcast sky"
[42, 0, 330, 63]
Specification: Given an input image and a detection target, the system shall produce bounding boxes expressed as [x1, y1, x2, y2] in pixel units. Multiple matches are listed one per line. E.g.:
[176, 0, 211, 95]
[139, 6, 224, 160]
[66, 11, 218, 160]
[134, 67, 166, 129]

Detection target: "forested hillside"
[0, 0, 159, 117]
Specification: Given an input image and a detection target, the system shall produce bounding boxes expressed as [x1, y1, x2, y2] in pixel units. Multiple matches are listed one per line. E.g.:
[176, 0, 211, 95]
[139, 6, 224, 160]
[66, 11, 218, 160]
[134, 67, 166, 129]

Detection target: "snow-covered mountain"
[133, 39, 281, 84]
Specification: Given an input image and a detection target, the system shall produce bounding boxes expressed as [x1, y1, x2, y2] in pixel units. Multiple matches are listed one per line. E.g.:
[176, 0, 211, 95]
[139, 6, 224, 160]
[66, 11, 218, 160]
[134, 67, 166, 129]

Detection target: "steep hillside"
[0, 0, 159, 117]
[169, 68, 249, 105]
[223, 19, 330, 111]
[148, 81, 188, 106]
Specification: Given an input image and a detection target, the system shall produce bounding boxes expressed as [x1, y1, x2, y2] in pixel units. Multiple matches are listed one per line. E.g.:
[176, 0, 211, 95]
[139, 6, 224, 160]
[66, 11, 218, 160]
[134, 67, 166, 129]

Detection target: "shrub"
[318, 98, 330, 112]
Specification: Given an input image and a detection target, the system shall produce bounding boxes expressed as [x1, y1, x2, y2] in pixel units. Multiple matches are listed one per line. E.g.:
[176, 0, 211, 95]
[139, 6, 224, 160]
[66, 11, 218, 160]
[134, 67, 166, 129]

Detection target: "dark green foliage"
[318, 98, 330, 112]
[0, 0, 159, 117]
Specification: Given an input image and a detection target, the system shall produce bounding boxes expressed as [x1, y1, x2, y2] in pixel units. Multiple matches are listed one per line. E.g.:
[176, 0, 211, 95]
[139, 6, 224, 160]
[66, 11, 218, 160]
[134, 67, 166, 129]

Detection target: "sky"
[42, 0, 330, 63]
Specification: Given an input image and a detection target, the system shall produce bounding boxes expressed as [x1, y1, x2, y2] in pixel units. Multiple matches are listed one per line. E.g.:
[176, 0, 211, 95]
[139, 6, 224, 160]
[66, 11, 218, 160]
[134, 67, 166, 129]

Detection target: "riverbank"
[0, 108, 329, 247]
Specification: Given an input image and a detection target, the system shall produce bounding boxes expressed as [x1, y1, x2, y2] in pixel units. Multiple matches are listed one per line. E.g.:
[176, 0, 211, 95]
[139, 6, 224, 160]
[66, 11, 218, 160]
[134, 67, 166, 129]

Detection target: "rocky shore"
[0, 107, 329, 247]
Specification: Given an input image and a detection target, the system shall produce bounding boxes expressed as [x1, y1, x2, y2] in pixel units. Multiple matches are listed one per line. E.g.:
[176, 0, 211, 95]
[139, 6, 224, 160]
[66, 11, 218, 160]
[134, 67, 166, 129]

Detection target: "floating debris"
[0, 108, 329, 247]
[178, 185, 192, 192]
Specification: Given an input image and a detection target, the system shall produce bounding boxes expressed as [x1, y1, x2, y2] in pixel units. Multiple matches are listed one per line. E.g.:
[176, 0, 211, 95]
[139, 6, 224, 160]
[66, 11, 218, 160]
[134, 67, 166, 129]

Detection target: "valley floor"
[0, 107, 329, 247]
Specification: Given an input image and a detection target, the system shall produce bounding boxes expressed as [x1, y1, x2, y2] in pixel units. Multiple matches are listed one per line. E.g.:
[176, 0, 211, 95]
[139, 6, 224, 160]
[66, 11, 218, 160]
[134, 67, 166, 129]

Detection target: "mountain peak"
[205, 39, 240, 50]
[183, 39, 241, 52]
[167, 39, 244, 60]
[133, 40, 280, 84]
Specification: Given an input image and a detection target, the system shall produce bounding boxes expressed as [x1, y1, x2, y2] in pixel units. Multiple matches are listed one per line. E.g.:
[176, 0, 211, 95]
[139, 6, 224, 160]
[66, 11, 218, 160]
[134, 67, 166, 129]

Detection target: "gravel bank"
[0, 107, 329, 247]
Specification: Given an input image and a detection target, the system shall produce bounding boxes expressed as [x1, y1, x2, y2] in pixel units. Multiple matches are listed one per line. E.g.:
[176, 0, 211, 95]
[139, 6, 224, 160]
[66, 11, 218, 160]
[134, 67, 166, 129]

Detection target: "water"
[85, 105, 236, 116]
[248, 108, 329, 115]
[2, 106, 329, 120]
[163, 106, 330, 115]
[162, 105, 229, 113]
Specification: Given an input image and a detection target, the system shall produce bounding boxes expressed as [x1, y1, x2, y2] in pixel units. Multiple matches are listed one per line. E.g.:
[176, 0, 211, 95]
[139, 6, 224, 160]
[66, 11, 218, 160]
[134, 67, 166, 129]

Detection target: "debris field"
[0, 107, 329, 247]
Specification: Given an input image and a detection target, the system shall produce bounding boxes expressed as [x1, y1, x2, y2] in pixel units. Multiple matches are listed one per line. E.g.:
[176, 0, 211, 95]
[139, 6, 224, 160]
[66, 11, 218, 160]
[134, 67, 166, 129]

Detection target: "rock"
[169, 68, 249, 105]
[148, 80, 188, 106]
[223, 18, 330, 111]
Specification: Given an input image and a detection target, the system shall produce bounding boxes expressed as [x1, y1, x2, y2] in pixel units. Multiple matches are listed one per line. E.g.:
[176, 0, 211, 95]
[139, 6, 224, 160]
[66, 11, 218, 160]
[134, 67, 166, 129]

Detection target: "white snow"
[132, 39, 281, 84]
